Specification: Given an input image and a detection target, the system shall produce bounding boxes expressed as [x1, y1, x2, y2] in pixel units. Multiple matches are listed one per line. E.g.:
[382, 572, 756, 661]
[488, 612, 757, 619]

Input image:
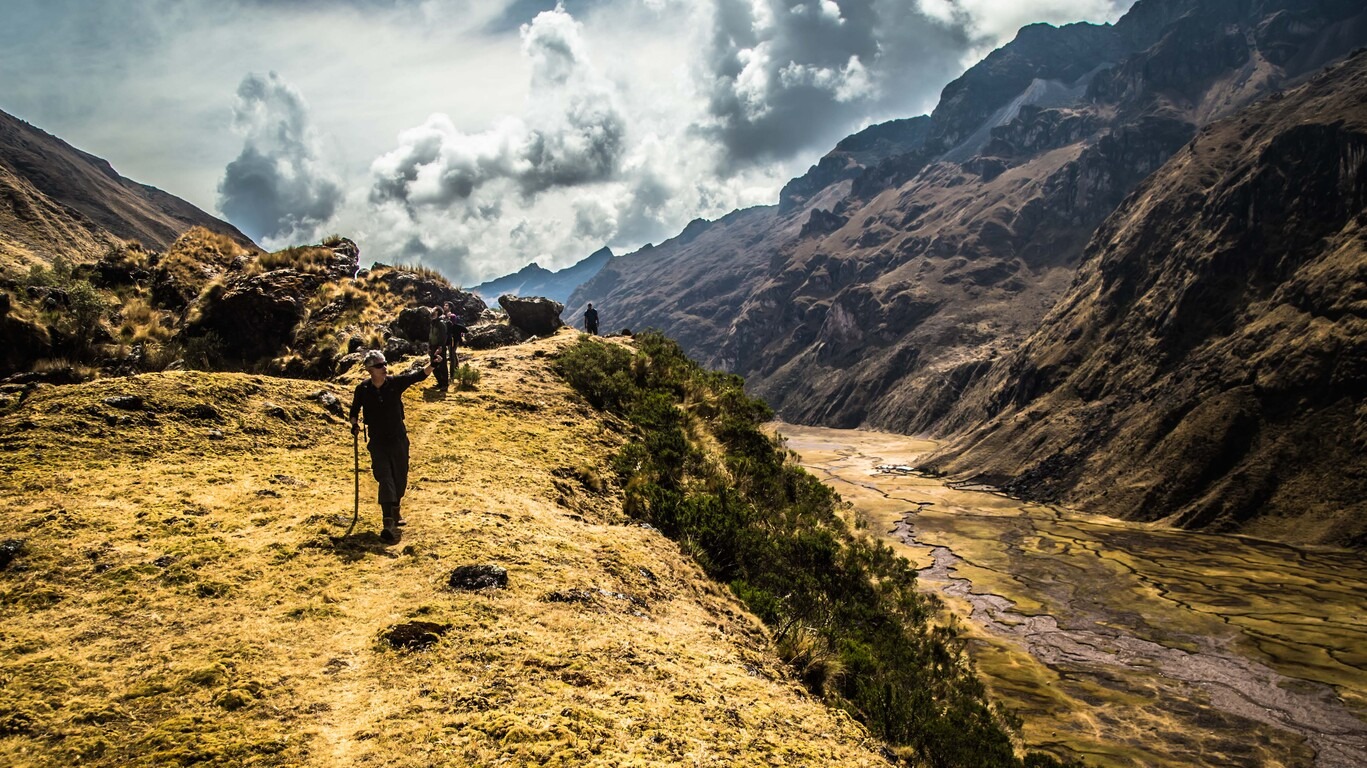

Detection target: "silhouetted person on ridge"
[349, 349, 433, 543]
[584, 303, 599, 335]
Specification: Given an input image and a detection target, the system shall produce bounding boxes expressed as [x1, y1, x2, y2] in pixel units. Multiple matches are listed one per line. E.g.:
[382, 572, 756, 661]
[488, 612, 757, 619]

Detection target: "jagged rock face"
[779, 117, 930, 213]
[187, 269, 323, 361]
[499, 295, 563, 337]
[572, 0, 1367, 443]
[930, 52, 1367, 547]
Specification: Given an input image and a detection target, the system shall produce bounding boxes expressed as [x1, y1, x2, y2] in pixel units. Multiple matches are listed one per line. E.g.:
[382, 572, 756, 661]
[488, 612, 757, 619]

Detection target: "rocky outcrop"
[463, 323, 529, 350]
[930, 51, 1367, 547]
[499, 295, 563, 337]
[185, 269, 323, 361]
[390, 307, 434, 344]
[371, 269, 485, 323]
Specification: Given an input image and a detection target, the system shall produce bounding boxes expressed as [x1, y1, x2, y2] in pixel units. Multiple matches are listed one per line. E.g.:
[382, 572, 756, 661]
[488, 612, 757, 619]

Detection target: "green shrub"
[555, 333, 1077, 768]
[454, 364, 481, 391]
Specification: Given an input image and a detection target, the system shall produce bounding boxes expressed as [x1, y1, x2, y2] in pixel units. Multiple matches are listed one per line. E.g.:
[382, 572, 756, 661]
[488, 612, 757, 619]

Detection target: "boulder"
[498, 295, 563, 336]
[463, 323, 528, 350]
[391, 307, 431, 343]
[186, 268, 323, 361]
[0, 540, 23, 571]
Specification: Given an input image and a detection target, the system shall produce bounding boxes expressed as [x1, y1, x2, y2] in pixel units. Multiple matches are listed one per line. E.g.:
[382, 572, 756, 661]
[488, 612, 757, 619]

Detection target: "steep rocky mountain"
[0, 108, 254, 270]
[471, 246, 612, 305]
[929, 51, 1367, 546]
[569, 0, 1367, 439]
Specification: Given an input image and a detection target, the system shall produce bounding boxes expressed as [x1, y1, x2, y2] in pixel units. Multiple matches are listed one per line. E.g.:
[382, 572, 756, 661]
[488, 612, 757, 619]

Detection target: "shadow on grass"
[422, 388, 449, 402]
[324, 530, 400, 562]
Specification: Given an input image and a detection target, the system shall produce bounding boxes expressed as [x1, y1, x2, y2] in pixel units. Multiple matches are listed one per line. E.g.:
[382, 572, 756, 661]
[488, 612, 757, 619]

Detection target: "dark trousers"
[432, 355, 449, 389]
[446, 342, 459, 379]
[368, 438, 410, 505]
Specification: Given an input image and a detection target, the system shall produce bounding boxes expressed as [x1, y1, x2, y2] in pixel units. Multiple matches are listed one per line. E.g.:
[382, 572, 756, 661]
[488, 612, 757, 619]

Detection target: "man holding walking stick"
[348, 349, 433, 543]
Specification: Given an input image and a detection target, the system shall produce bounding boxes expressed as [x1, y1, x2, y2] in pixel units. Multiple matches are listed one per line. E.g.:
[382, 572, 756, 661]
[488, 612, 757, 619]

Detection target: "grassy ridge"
[555, 333, 1077, 768]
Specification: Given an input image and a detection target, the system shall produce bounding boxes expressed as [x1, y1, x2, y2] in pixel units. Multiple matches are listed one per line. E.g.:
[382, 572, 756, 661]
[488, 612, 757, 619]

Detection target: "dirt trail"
[777, 423, 1367, 768]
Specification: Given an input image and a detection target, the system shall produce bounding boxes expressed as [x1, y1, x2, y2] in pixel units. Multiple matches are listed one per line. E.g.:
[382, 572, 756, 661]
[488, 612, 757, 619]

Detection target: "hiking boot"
[381, 518, 401, 544]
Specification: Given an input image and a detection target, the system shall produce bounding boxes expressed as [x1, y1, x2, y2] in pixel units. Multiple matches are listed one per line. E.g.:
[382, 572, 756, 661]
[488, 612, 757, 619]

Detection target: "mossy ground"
[0, 331, 886, 767]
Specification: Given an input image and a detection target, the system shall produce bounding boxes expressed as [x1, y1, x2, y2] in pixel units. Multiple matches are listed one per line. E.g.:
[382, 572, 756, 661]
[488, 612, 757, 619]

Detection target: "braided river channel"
[775, 423, 1367, 768]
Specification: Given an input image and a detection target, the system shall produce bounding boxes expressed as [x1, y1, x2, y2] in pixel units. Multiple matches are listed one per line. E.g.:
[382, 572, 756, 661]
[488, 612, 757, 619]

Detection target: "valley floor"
[779, 423, 1367, 768]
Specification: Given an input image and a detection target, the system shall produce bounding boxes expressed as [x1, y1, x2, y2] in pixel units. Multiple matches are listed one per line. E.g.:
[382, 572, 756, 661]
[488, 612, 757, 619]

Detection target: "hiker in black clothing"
[349, 349, 433, 543]
[442, 301, 469, 381]
[428, 306, 450, 391]
[584, 303, 599, 335]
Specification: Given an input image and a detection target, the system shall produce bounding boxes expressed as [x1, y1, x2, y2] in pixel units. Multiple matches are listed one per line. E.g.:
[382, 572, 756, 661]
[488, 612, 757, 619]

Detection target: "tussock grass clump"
[555, 333, 1079, 767]
[251, 246, 334, 276]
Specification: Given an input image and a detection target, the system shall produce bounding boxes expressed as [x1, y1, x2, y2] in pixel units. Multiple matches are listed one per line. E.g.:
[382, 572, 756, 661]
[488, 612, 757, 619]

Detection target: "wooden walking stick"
[345, 426, 361, 536]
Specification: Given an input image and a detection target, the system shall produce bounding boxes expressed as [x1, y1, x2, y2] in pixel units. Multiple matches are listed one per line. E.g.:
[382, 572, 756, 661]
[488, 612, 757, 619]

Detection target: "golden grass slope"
[0, 330, 886, 767]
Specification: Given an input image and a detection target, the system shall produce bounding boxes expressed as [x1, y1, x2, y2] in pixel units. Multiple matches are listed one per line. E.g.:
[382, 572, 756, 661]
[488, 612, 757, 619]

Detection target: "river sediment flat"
[775, 422, 1367, 768]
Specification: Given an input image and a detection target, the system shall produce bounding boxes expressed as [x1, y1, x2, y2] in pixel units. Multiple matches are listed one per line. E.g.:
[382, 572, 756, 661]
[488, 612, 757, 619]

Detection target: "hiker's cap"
[362, 350, 387, 369]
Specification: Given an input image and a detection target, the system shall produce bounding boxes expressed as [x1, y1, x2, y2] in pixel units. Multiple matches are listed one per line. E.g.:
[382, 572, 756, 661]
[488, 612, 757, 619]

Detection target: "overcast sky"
[0, 0, 1132, 284]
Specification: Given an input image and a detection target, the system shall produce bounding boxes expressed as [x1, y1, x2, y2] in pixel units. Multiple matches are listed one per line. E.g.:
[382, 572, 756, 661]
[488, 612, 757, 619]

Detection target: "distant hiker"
[428, 306, 450, 391]
[349, 349, 433, 543]
[442, 301, 469, 380]
[584, 303, 599, 335]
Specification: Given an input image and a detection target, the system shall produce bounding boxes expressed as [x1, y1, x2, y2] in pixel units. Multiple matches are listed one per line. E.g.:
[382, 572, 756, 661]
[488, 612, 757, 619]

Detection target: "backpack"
[428, 316, 449, 347]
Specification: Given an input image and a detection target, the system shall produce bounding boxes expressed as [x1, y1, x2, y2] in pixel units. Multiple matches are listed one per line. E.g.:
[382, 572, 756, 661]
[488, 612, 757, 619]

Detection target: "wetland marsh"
[777, 423, 1367, 768]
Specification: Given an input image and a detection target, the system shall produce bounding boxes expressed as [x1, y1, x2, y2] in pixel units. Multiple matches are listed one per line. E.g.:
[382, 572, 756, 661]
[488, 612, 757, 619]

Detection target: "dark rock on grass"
[103, 395, 145, 411]
[0, 539, 24, 570]
[312, 390, 345, 417]
[384, 620, 451, 651]
[448, 564, 508, 591]
[464, 323, 528, 351]
[180, 403, 222, 421]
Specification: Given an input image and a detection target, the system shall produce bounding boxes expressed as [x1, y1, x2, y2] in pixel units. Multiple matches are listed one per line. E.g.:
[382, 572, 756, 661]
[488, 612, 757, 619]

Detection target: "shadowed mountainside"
[0, 108, 254, 270]
[567, 0, 1367, 545]
[572, 0, 1365, 434]
[928, 50, 1367, 547]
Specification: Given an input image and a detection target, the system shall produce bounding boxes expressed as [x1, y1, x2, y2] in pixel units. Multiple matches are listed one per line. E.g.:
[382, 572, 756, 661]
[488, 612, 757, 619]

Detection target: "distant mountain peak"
[470, 246, 613, 304]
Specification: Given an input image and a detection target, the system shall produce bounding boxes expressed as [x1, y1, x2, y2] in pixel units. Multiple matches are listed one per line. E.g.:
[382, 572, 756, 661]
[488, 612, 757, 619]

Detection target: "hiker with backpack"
[442, 301, 469, 381]
[428, 306, 450, 391]
[349, 349, 433, 543]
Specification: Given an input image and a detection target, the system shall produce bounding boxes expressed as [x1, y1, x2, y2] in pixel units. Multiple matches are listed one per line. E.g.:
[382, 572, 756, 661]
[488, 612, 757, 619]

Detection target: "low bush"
[555, 333, 1077, 768]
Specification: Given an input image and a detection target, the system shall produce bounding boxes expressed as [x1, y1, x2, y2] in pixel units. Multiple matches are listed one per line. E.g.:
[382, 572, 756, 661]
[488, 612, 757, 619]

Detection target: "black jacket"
[349, 369, 427, 445]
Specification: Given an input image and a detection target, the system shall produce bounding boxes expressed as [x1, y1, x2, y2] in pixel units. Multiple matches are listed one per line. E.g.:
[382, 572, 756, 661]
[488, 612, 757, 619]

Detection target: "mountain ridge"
[928, 49, 1367, 546]
[568, 0, 1367, 545]
[471, 247, 612, 305]
[0, 108, 255, 270]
